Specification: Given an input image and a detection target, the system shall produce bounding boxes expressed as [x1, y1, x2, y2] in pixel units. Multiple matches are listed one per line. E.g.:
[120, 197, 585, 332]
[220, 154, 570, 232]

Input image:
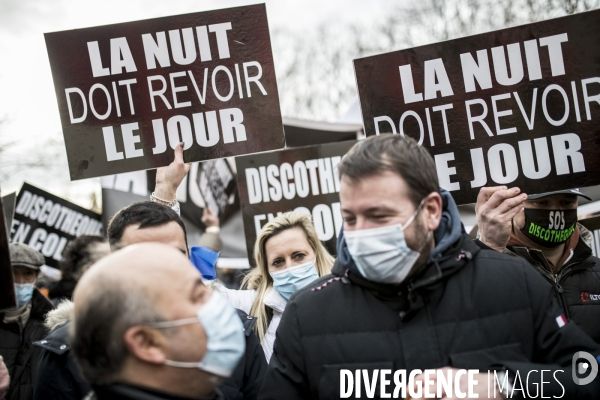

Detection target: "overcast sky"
[0, 0, 399, 205]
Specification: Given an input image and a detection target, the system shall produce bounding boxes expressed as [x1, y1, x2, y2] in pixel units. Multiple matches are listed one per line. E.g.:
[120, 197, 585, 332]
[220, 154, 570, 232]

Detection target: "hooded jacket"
[32, 301, 267, 400]
[0, 288, 54, 400]
[481, 224, 600, 343]
[259, 191, 600, 399]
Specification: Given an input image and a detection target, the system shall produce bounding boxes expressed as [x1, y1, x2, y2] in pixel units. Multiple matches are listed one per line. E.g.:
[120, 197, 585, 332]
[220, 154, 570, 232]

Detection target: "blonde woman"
[214, 212, 334, 362]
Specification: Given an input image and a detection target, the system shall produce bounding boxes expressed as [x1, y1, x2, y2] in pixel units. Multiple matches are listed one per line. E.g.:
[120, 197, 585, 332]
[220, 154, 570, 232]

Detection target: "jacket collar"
[34, 322, 71, 354]
[1, 288, 53, 321]
[508, 223, 594, 274]
[263, 288, 286, 314]
[332, 233, 479, 295]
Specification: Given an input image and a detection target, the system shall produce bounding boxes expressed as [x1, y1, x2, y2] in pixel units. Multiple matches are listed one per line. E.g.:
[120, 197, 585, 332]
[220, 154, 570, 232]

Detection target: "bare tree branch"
[273, 0, 599, 122]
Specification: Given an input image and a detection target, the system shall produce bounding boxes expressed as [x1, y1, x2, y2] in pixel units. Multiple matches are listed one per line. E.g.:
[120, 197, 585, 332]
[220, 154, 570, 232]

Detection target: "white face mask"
[344, 200, 429, 284]
[147, 292, 245, 378]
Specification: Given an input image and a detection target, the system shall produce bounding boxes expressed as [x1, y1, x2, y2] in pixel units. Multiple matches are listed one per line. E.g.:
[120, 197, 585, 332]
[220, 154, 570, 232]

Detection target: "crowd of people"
[1, 135, 599, 399]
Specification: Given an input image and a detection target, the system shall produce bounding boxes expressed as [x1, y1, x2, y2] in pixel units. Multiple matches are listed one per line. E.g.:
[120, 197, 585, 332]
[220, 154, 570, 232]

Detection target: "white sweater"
[212, 283, 287, 363]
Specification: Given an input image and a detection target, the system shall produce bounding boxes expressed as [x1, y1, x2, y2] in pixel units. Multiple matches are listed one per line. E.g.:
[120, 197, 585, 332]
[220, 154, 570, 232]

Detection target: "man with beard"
[259, 135, 600, 400]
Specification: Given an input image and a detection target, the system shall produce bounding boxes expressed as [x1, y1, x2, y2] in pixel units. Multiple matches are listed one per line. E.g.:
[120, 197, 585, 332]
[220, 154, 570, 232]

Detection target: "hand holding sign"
[476, 186, 527, 252]
[155, 142, 190, 201]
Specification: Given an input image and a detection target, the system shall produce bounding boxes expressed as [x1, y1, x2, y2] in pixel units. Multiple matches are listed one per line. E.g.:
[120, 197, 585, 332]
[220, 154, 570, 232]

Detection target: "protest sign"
[236, 140, 356, 263]
[100, 158, 238, 230]
[45, 4, 284, 180]
[354, 10, 600, 204]
[146, 158, 239, 224]
[10, 183, 103, 269]
[0, 190, 16, 311]
[580, 214, 600, 257]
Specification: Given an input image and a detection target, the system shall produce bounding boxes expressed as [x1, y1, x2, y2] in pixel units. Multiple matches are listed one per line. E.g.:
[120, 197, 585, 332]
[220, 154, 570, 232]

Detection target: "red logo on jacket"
[581, 292, 591, 303]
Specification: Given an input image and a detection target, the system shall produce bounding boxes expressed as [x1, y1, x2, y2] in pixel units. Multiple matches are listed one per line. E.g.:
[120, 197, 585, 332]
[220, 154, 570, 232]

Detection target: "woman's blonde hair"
[241, 212, 334, 342]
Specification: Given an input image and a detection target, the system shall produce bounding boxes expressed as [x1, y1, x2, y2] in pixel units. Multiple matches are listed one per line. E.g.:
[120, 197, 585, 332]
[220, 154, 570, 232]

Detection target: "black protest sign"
[10, 183, 103, 269]
[236, 141, 356, 263]
[0, 191, 16, 311]
[193, 159, 239, 220]
[580, 215, 600, 258]
[45, 4, 284, 180]
[354, 10, 600, 205]
[146, 158, 239, 226]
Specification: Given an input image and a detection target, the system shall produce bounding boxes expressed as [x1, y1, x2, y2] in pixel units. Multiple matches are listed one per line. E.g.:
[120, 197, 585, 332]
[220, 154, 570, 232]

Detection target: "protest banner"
[236, 140, 356, 263]
[101, 158, 238, 230]
[0, 190, 16, 311]
[580, 214, 600, 257]
[10, 183, 103, 269]
[354, 9, 600, 204]
[45, 4, 284, 180]
[146, 158, 239, 224]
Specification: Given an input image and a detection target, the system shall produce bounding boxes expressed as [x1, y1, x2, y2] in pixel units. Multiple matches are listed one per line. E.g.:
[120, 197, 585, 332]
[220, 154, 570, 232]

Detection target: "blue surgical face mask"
[148, 291, 245, 378]
[344, 200, 429, 285]
[14, 283, 35, 308]
[270, 260, 319, 300]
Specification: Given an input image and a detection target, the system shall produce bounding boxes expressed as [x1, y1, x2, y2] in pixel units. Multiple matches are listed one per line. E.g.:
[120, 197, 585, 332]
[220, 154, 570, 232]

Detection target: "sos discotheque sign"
[354, 10, 600, 204]
[45, 4, 284, 180]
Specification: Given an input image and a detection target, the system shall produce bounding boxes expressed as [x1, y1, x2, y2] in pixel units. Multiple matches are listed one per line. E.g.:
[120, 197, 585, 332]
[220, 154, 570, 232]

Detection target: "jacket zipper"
[552, 260, 586, 320]
[551, 274, 568, 319]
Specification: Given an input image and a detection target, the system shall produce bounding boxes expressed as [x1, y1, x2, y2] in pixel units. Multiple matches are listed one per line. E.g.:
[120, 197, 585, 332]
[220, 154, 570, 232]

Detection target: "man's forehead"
[122, 221, 185, 243]
[340, 173, 413, 206]
[151, 271, 204, 317]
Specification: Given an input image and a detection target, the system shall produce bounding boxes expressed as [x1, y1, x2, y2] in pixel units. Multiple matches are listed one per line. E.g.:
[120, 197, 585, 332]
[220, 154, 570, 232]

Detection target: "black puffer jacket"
[33, 322, 90, 400]
[219, 309, 268, 400]
[259, 193, 600, 400]
[496, 224, 600, 343]
[85, 383, 224, 399]
[0, 289, 53, 400]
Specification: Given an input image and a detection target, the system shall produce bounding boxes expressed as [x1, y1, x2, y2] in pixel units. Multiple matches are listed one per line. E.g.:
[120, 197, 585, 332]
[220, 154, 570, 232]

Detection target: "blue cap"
[189, 246, 219, 280]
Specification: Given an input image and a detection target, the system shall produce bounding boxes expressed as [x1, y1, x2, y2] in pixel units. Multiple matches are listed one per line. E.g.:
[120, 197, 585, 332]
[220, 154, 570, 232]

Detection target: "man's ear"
[423, 192, 443, 231]
[123, 326, 168, 365]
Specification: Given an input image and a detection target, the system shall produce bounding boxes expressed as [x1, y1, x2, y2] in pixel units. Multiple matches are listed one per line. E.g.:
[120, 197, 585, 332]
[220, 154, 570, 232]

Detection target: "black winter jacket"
[219, 309, 268, 400]
[259, 233, 600, 399]
[32, 308, 266, 400]
[491, 224, 600, 343]
[85, 383, 224, 400]
[0, 289, 53, 400]
[33, 323, 90, 400]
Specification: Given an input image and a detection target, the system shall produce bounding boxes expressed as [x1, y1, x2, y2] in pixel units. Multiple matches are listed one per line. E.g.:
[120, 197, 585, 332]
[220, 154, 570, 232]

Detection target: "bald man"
[70, 243, 245, 400]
